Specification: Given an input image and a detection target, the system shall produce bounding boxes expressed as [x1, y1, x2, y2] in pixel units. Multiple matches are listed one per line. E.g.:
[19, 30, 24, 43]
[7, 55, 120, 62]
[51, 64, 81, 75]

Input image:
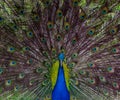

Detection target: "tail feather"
[0, 0, 120, 100]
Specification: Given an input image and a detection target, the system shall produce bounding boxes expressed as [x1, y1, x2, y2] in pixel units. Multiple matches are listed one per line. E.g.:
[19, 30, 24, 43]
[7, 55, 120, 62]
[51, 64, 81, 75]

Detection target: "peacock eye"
[44, 0, 51, 7]
[13, 25, 18, 30]
[71, 53, 78, 59]
[111, 30, 115, 33]
[47, 22, 53, 29]
[57, 10, 63, 17]
[7, 46, 15, 53]
[52, 48, 56, 56]
[29, 80, 34, 86]
[36, 67, 42, 73]
[101, 7, 108, 15]
[80, 15, 85, 19]
[23, 47, 30, 51]
[79, 11, 86, 20]
[99, 76, 106, 82]
[91, 47, 98, 52]
[20, 10, 24, 15]
[56, 35, 61, 41]
[43, 51, 48, 57]
[73, 0, 79, 6]
[0, 67, 3, 74]
[29, 80, 34, 85]
[14, 85, 19, 91]
[79, 70, 86, 75]
[89, 78, 96, 84]
[42, 81, 48, 86]
[41, 37, 46, 43]
[44, 61, 51, 67]
[10, 61, 17, 66]
[72, 38, 77, 45]
[103, 90, 109, 96]
[88, 29, 95, 36]
[64, 22, 70, 31]
[27, 59, 33, 64]
[110, 28, 117, 34]
[68, 62, 75, 68]
[88, 62, 95, 68]
[35, 16, 39, 20]
[112, 82, 119, 88]
[27, 32, 33, 38]
[102, 10, 107, 14]
[19, 73, 25, 79]
[9, 23, 18, 31]
[6, 80, 12, 86]
[111, 48, 117, 53]
[107, 66, 114, 73]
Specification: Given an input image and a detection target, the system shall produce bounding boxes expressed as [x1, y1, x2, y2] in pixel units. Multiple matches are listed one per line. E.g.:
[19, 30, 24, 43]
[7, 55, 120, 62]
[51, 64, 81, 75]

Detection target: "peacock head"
[58, 53, 65, 67]
[58, 53, 65, 61]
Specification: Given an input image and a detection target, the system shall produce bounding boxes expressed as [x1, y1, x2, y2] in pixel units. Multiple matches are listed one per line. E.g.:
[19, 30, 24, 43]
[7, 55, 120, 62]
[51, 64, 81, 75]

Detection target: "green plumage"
[0, 0, 120, 100]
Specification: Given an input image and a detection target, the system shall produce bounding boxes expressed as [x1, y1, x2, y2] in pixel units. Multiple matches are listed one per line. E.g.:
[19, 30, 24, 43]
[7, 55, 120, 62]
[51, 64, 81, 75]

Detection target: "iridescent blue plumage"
[52, 53, 70, 100]
[52, 66, 70, 100]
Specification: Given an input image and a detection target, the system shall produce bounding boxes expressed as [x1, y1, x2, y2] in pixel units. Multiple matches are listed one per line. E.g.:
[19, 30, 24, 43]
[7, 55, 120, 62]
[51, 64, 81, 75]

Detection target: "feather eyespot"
[27, 32, 34, 38]
[41, 37, 47, 43]
[91, 47, 98, 52]
[47, 22, 53, 29]
[29, 80, 34, 86]
[72, 38, 77, 45]
[71, 53, 78, 59]
[57, 10, 63, 17]
[72, 0, 79, 7]
[111, 48, 119, 53]
[79, 10, 86, 20]
[110, 27, 117, 34]
[52, 48, 56, 56]
[27, 59, 33, 64]
[56, 35, 61, 41]
[68, 62, 75, 68]
[103, 90, 109, 96]
[36, 67, 42, 73]
[23, 47, 30, 52]
[14, 85, 19, 91]
[101, 7, 108, 15]
[79, 70, 86, 75]
[112, 82, 119, 89]
[88, 62, 95, 68]
[0, 68, 3, 74]
[107, 66, 114, 73]
[10, 61, 17, 66]
[19, 73, 25, 79]
[87, 29, 95, 36]
[7, 47, 15, 53]
[44, 0, 51, 7]
[5, 80, 12, 86]
[43, 51, 48, 57]
[99, 76, 106, 82]
[44, 61, 51, 67]
[89, 78, 96, 85]
[64, 22, 70, 31]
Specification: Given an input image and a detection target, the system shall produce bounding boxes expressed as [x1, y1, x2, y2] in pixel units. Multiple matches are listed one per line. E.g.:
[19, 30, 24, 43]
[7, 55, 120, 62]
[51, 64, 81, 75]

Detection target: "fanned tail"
[0, 0, 120, 100]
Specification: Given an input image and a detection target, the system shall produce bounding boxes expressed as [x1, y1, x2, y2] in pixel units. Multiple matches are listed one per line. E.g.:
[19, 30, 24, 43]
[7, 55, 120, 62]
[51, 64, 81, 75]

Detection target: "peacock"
[0, 0, 120, 100]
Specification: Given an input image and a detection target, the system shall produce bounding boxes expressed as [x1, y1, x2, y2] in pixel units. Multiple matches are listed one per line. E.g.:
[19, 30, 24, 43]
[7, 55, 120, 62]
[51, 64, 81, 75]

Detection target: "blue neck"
[52, 66, 70, 100]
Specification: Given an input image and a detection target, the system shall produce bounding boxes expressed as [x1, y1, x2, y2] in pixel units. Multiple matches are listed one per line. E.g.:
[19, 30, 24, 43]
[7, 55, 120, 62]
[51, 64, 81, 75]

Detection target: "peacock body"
[0, 0, 120, 100]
